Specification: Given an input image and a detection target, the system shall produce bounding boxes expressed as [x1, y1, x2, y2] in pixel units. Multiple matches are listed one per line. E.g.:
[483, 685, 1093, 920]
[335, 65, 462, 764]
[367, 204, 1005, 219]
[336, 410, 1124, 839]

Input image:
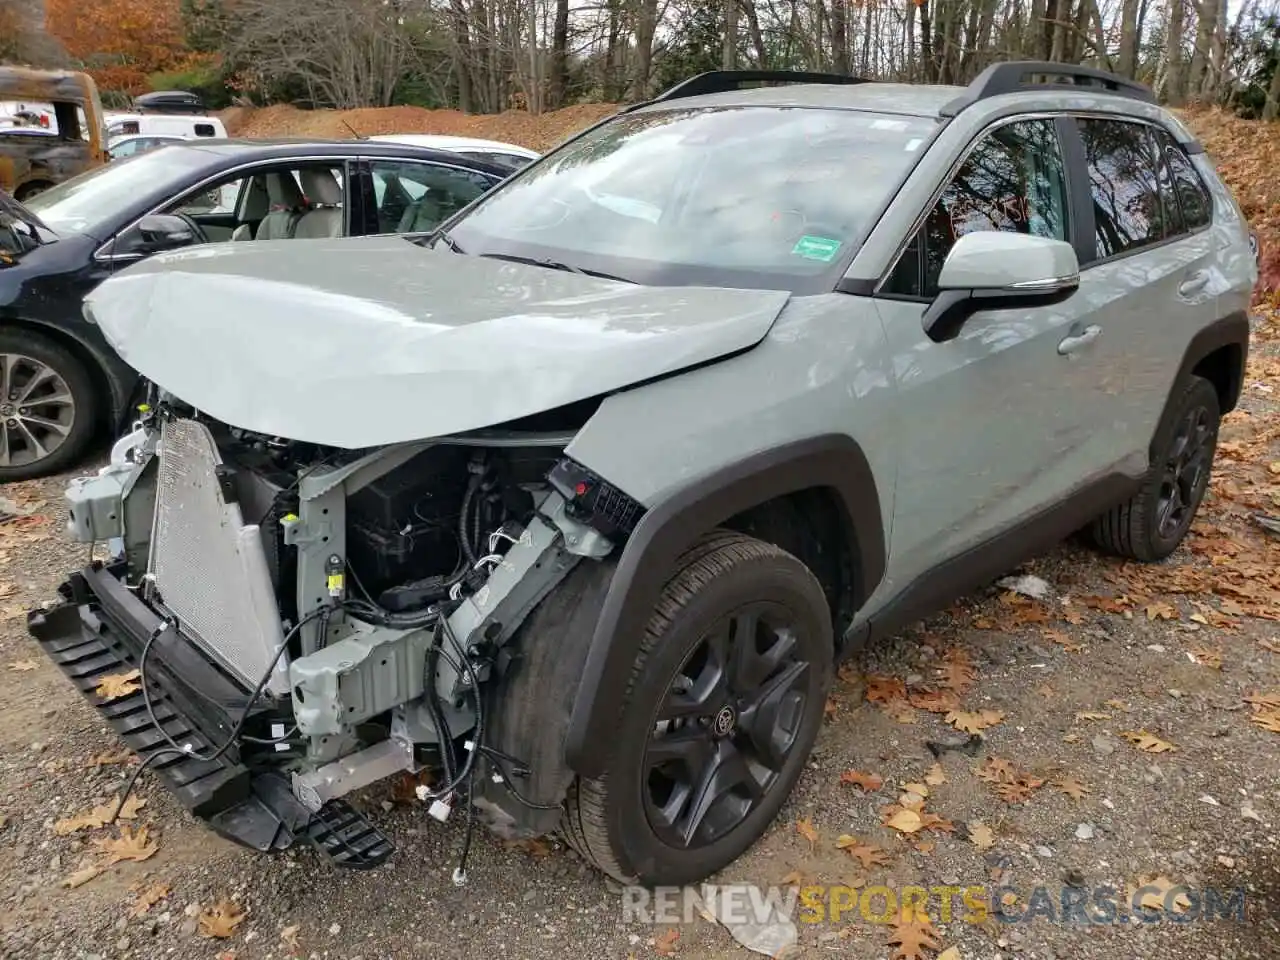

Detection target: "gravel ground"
[0, 319, 1277, 960]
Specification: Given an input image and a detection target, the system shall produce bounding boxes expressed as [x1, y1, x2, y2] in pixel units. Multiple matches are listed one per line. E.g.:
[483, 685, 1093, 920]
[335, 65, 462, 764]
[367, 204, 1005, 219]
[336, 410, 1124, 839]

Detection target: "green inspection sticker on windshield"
[792, 235, 842, 262]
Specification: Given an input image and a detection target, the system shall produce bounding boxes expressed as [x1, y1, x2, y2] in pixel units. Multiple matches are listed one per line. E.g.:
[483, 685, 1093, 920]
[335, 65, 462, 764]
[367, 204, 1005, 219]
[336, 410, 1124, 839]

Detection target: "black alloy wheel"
[0, 330, 97, 482]
[643, 601, 811, 849]
[560, 530, 833, 886]
[1156, 401, 1214, 540]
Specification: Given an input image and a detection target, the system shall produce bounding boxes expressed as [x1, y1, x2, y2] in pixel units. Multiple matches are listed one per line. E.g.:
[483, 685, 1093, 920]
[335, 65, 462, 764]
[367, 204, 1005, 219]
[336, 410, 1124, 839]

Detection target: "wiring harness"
[109, 452, 559, 884]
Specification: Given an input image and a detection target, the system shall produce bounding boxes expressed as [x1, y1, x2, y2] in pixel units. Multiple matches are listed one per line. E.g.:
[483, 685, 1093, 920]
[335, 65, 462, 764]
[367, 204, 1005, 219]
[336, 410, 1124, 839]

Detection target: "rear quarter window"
[193, 123, 216, 138]
[1155, 129, 1213, 230]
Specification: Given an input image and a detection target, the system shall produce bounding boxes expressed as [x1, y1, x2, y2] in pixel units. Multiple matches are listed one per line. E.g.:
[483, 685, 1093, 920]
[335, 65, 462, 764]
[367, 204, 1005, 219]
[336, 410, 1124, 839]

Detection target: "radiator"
[149, 418, 289, 695]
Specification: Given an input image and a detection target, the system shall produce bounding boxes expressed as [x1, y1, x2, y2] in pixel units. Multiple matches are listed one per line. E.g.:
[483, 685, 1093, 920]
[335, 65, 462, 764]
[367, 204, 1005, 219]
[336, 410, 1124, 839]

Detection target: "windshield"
[0, 201, 41, 258]
[447, 106, 937, 292]
[24, 146, 210, 235]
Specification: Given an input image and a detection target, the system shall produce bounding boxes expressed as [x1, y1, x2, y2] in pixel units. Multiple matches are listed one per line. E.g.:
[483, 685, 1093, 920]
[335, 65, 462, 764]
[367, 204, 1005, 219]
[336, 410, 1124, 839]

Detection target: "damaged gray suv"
[28, 62, 1255, 886]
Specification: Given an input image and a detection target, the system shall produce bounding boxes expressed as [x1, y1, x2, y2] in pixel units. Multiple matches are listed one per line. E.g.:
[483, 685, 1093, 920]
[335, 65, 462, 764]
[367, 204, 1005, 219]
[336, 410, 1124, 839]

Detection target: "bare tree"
[229, 0, 415, 108]
[193, 0, 1280, 118]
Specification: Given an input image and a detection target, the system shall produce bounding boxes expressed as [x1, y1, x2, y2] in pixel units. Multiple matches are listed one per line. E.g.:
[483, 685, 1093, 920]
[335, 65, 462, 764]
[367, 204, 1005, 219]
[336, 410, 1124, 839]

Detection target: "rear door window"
[1077, 118, 1168, 259]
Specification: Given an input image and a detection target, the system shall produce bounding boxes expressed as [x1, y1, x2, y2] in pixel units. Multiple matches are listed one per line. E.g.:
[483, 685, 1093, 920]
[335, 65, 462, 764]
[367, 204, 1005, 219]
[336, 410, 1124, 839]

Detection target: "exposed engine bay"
[46, 389, 644, 871]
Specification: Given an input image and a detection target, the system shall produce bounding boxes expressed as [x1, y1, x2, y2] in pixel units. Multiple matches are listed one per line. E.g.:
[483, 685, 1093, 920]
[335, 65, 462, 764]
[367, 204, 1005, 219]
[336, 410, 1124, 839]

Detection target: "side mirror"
[136, 214, 196, 252]
[923, 232, 1080, 343]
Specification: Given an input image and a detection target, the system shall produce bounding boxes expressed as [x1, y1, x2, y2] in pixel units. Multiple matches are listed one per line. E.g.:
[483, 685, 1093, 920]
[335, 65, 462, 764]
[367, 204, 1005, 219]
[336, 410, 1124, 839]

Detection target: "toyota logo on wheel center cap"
[712, 706, 736, 737]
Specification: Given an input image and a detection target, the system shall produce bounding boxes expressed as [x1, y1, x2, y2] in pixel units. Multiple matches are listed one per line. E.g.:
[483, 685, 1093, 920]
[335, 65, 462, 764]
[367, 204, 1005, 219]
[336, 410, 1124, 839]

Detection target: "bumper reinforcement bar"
[26, 564, 393, 869]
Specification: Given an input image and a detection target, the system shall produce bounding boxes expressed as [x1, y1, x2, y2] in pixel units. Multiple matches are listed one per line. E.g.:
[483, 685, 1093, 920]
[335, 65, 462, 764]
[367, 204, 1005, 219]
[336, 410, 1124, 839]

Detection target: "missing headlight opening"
[33, 389, 638, 875]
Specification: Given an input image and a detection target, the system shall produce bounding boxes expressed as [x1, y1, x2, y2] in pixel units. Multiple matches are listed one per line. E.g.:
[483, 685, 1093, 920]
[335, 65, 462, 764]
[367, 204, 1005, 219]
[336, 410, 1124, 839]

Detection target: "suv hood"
[85, 236, 790, 448]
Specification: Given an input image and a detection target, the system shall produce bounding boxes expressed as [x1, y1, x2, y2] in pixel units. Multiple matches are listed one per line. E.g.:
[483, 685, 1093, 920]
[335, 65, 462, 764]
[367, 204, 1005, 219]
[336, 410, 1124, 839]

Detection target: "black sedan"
[0, 139, 512, 480]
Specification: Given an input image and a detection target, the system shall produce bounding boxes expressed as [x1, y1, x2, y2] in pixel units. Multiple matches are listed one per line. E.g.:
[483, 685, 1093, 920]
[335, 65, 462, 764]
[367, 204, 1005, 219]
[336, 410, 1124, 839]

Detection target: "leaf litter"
[198, 900, 247, 939]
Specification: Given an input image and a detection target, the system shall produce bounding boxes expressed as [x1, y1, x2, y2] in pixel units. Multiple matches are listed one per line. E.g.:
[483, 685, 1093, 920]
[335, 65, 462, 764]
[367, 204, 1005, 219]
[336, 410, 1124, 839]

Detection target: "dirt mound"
[218, 101, 620, 153]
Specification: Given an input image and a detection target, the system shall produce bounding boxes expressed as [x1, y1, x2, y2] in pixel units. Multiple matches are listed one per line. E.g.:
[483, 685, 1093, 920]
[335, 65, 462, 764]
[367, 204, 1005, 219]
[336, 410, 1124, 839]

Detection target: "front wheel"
[561, 530, 833, 886]
[14, 182, 52, 202]
[0, 329, 98, 482]
[1090, 374, 1221, 561]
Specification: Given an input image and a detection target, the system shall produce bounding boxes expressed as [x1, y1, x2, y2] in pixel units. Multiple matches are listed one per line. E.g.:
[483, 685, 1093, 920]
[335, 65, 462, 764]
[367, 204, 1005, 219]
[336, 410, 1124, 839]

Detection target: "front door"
[872, 116, 1109, 585]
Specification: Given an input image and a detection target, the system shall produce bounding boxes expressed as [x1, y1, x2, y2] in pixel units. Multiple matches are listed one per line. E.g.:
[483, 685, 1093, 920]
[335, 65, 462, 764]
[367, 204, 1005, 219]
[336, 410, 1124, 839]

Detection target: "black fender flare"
[563, 433, 886, 778]
[1164, 310, 1250, 427]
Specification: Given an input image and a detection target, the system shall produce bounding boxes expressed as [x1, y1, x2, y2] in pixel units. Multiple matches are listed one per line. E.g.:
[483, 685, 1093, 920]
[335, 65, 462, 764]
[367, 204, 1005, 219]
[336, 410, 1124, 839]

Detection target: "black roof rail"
[940, 61, 1156, 117]
[647, 69, 871, 106]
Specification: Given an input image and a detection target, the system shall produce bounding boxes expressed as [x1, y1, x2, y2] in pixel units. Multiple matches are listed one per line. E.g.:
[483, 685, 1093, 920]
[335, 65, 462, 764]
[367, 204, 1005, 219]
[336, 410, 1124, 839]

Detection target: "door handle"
[1178, 270, 1210, 296]
[1057, 324, 1102, 356]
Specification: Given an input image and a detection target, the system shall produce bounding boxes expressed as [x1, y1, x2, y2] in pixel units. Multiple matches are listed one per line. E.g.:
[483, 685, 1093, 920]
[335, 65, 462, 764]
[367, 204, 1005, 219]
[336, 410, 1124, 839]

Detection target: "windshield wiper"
[432, 231, 465, 254]
[477, 252, 633, 283]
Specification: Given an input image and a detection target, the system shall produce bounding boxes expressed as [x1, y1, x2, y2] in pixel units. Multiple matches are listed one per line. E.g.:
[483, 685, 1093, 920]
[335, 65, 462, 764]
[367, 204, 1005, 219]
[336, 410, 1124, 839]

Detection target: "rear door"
[1061, 115, 1219, 471]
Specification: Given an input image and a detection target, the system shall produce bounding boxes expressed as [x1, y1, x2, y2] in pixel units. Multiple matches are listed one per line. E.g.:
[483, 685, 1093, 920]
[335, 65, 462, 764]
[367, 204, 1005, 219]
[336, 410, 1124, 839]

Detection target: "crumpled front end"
[27, 392, 636, 867]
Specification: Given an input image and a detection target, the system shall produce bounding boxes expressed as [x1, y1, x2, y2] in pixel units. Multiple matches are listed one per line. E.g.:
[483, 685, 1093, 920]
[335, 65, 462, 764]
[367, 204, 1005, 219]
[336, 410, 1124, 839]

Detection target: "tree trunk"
[743, 0, 767, 67]
[449, 0, 473, 112]
[1026, 0, 1047, 59]
[1200, 0, 1228, 100]
[1164, 0, 1186, 105]
[1069, 0, 1090, 62]
[1085, 0, 1113, 69]
[1117, 0, 1140, 76]
[831, 0, 848, 74]
[1187, 0, 1217, 98]
[549, 0, 568, 108]
[604, 0, 623, 101]
[723, 0, 739, 69]
[920, 0, 935, 82]
[860, 0, 873, 75]
[527, 0, 539, 114]
[1048, 0, 1071, 62]
[933, 0, 956, 82]
[1263, 47, 1280, 120]
[629, 0, 658, 100]
[905, 0, 917, 80]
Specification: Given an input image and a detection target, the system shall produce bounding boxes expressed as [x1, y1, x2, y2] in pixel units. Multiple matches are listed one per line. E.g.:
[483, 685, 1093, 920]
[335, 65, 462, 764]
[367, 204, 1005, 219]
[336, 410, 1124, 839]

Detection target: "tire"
[560, 530, 833, 886]
[15, 182, 52, 202]
[0, 329, 98, 482]
[1090, 374, 1220, 562]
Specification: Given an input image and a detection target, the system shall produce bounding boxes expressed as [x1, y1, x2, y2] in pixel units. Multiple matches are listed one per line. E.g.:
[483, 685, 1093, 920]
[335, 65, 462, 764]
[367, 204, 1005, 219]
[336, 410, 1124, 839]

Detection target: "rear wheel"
[0, 330, 98, 482]
[561, 530, 832, 885]
[1090, 375, 1220, 561]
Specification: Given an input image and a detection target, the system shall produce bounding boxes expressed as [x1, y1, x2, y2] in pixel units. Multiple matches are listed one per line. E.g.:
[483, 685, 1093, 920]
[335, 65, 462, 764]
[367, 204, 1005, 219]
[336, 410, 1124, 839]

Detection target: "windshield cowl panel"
[448, 105, 938, 294]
